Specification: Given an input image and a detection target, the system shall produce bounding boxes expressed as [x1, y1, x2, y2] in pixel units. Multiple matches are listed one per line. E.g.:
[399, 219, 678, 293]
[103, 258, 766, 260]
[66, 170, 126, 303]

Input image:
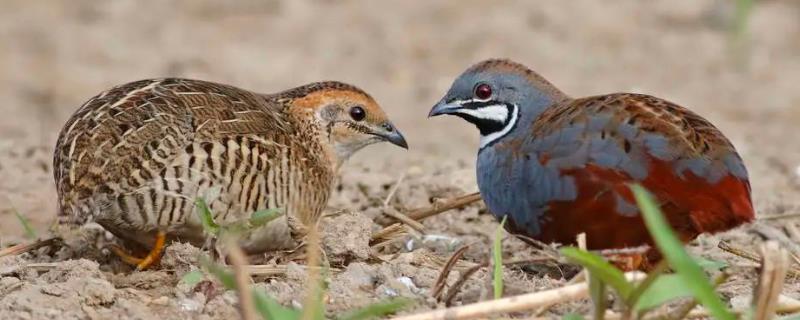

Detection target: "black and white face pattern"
[439, 98, 519, 149]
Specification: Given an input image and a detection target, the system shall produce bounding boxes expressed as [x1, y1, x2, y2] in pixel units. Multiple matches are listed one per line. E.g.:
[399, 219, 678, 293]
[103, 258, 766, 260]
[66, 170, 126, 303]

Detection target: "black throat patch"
[453, 101, 514, 136]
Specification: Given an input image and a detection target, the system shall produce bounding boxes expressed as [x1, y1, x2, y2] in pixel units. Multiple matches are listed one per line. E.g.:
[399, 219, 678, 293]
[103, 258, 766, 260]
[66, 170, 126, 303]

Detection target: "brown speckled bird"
[53, 78, 407, 269]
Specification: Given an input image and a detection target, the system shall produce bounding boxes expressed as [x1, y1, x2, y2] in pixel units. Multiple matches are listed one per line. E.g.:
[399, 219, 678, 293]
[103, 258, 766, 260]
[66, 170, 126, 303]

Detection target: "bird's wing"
[54, 78, 293, 210]
[523, 93, 753, 240]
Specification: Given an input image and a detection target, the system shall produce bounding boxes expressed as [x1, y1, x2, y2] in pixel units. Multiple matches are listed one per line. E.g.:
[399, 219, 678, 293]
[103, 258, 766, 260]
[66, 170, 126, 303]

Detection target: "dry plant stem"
[226, 242, 258, 320]
[383, 207, 426, 233]
[751, 223, 800, 262]
[606, 297, 800, 320]
[432, 245, 470, 300]
[760, 213, 800, 220]
[509, 233, 561, 260]
[372, 192, 482, 245]
[785, 223, 800, 242]
[0, 262, 59, 276]
[443, 261, 487, 306]
[441, 258, 558, 306]
[406, 192, 482, 221]
[0, 237, 61, 258]
[300, 223, 323, 320]
[370, 224, 404, 244]
[242, 265, 336, 277]
[752, 241, 790, 320]
[784, 223, 800, 265]
[383, 172, 407, 207]
[718, 241, 800, 277]
[394, 272, 647, 320]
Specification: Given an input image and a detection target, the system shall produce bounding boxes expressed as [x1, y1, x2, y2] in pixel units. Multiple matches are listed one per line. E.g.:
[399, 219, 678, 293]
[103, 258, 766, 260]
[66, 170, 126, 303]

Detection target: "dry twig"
[242, 264, 337, 277]
[443, 261, 487, 306]
[382, 207, 426, 234]
[432, 245, 470, 300]
[406, 192, 483, 221]
[718, 241, 800, 277]
[752, 241, 790, 320]
[299, 222, 324, 320]
[785, 223, 800, 243]
[760, 213, 800, 221]
[0, 237, 61, 258]
[371, 192, 482, 247]
[393, 272, 647, 320]
[440, 257, 557, 307]
[383, 172, 407, 207]
[226, 242, 258, 320]
[751, 223, 800, 262]
[0, 262, 59, 276]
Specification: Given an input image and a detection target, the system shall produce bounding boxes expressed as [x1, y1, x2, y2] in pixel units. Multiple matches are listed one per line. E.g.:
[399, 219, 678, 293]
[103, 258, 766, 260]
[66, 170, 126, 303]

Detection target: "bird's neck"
[477, 95, 561, 151]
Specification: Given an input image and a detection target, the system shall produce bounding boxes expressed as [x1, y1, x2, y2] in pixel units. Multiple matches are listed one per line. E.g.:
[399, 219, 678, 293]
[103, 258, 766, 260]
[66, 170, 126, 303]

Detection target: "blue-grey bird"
[428, 59, 754, 268]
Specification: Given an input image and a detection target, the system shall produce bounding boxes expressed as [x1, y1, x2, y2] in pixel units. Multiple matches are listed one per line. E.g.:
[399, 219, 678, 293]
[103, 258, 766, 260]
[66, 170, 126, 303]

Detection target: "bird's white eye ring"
[474, 83, 492, 100]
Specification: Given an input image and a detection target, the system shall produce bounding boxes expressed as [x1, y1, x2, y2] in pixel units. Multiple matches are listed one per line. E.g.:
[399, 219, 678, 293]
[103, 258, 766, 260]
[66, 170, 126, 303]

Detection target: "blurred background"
[1, 0, 799, 238]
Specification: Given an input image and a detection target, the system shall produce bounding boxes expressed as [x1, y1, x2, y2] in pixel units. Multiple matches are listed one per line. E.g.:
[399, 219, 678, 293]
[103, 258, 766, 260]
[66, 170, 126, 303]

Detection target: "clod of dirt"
[284, 262, 308, 282]
[0, 259, 116, 319]
[109, 270, 174, 290]
[326, 262, 380, 312]
[320, 211, 373, 264]
[38, 259, 105, 283]
[160, 242, 202, 275]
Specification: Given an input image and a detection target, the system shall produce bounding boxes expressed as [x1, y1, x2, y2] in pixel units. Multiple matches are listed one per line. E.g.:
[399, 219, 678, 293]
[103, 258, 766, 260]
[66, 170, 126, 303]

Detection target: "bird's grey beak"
[428, 100, 462, 117]
[377, 122, 408, 149]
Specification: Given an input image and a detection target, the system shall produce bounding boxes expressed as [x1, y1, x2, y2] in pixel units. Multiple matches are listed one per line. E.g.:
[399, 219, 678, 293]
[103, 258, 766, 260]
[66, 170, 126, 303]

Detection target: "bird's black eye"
[474, 83, 492, 100]
[349, 106, 366, 121]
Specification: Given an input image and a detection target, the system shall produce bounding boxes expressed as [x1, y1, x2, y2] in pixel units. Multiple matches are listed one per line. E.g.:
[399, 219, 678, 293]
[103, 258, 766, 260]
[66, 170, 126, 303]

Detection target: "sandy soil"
[2, 0, 800, 319]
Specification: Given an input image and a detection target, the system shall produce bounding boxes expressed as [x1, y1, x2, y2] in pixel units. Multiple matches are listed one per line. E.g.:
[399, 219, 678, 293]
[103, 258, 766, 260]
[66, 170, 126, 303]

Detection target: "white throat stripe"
[479, 104, 518, 149]
[451, 104, 509, 122]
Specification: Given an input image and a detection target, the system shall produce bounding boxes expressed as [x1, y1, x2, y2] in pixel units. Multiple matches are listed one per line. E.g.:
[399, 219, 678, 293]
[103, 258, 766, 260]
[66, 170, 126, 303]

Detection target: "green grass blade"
[560, 247, 634, 300]
[588, 271, 608, 320]
[254, 290, 301, 320]
[336, 298, 414, 320]
[201, 255, 300, 319]
[195, 197, 220, 235]
[13, 209, 37, 239]
[179, 270, 205, 287]
[633, 274, 693, 312]
[626, 260, 669, 310]
[693, 257, 729, 271]
[734, 0, 753, 37]
[630, 184, 734, 320]
[249, 208, 283, 227]
[562, 313, 585, 320]
[493, 215, 507, 299]
[200, 255, 236, 288]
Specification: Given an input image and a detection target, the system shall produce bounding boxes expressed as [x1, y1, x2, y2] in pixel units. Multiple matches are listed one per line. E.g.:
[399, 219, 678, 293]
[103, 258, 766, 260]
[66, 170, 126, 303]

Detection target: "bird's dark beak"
[377, 122, 408, 149]
[428, 100, 462, 117]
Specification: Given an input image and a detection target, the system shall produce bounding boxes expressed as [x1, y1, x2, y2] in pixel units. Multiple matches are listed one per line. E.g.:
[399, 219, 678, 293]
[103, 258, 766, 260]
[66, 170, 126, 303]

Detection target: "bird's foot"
[107, 231, 167, 271]
[597, 246, 654, 272]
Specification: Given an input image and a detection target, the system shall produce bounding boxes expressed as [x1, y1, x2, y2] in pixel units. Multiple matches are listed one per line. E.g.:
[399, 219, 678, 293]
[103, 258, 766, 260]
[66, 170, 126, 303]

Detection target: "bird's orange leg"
[596, 246, 656, 272]
[605, 252, 648, 272]
[107, 231, 167, 271]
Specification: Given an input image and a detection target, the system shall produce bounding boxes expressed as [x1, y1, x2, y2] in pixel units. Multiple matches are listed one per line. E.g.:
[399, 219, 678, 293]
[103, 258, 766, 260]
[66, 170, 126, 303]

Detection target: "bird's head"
[282, 82, 407, 163]
[428, 59, 569, 149]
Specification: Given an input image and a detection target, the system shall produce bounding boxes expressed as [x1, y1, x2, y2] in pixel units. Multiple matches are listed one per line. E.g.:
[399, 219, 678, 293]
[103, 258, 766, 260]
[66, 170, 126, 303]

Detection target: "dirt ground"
[2, 0, 800, 319]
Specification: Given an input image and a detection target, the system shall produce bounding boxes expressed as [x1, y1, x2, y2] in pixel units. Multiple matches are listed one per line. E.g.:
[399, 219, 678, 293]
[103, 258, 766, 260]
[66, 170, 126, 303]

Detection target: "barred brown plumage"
[53, 78, 407, 269]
